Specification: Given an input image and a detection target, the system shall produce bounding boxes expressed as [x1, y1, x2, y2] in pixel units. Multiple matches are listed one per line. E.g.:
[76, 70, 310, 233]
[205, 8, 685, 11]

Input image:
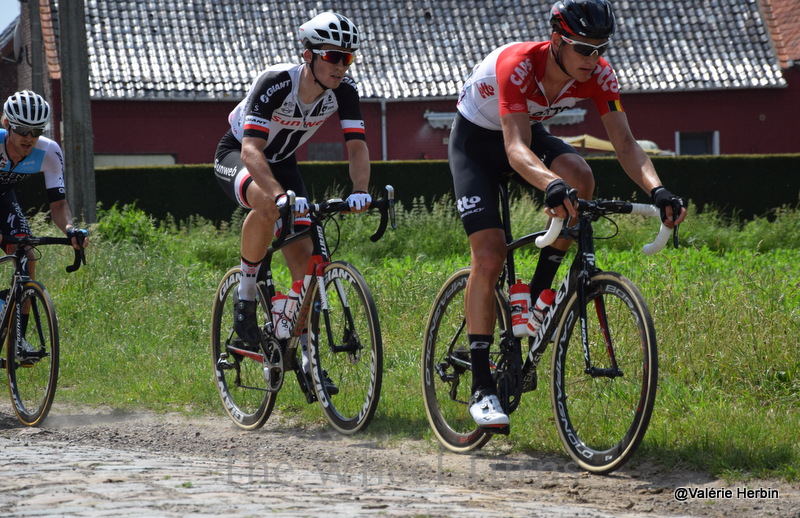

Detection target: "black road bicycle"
[422, 182, 676, 474]
[0, 234, 86, 426]
[212, 187, 396, 434]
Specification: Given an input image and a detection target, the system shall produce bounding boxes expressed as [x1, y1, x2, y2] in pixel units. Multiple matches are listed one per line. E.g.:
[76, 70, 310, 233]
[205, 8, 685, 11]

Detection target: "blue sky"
[1, 0, 20, 34]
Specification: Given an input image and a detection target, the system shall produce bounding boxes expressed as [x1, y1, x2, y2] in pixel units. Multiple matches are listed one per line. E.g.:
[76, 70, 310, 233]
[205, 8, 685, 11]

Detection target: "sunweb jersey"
[456, 41, 623, 131]
[0, 129, 66, 202]
[228, 63, 366, 163]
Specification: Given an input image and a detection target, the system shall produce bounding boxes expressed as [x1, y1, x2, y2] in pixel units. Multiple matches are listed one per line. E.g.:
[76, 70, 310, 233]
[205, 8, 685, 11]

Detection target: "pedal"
[481, 424, 510, 436]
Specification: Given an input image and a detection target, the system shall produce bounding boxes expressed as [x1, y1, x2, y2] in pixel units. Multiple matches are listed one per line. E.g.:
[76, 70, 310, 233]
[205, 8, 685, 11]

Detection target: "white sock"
[238, 259, 260, 300]
[301, 333, 310, 374]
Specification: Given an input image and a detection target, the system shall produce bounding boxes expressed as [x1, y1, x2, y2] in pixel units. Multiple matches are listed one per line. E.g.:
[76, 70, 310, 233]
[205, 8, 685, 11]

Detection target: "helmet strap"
[307, 54, 330, 91]
[551, 38, 574, 80]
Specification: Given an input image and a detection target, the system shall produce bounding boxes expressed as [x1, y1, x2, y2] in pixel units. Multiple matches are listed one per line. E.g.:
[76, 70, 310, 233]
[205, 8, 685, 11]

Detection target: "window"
[675, 131, 719, 155]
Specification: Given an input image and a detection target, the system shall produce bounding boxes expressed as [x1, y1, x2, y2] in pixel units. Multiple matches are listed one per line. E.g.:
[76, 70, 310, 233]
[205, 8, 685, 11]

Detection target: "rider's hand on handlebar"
[66, 227, 89, 250]
[651, 186, 687, 228]
[544, 179, 578, 222]
[346, 191, 371, 213]
[276, 194, 309, 217]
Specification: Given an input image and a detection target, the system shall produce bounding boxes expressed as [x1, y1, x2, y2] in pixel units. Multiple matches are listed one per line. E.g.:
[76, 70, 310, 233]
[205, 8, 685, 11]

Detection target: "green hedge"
[14, 155, 800, 223]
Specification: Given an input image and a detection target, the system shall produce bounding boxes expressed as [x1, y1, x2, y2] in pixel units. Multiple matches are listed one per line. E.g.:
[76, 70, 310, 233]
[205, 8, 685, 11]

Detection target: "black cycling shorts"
[213, 130, 308, 209]
[449, 113, 578, 235]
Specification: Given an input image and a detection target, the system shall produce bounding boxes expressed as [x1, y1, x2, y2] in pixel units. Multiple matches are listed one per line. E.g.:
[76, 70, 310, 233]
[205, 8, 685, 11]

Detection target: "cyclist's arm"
[602, 111, 686, 227]
[49, 199, 88, 249]
[501, 112, 577, 220]
[346, 138, 370, 193]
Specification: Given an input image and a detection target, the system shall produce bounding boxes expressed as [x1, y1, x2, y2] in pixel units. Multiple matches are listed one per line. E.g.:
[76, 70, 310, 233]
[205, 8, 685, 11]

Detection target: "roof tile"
[53, 0, 789, 100]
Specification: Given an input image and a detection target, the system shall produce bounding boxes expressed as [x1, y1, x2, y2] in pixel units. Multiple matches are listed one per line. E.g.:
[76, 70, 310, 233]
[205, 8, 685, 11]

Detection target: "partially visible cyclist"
[0, 90, 89, 362]
[449, 0, 687, 431]
[213, 12, 373, 388]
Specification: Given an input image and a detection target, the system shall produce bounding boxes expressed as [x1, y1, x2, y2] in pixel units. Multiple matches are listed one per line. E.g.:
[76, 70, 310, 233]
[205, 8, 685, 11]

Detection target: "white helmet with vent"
[299, 12, 360, 51]
[3, 90, 51, 128]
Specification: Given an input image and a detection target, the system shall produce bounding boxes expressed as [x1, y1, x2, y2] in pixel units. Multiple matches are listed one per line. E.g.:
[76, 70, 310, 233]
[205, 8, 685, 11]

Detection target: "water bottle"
[271, 291, 290, 339]
[527, 288, 557, 335]
[281, 279, 303, 325]
[510, 280, 531, 337]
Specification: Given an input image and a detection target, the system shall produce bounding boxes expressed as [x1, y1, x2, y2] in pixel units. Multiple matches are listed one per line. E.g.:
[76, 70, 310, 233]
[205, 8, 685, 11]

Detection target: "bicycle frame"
[496, 183, 625, 389]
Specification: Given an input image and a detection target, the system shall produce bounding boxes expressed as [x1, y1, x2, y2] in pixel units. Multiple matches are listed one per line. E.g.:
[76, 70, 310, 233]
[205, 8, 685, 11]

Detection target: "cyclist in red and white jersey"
[214, 13, 371, 389]
[450, 0, 687, 431]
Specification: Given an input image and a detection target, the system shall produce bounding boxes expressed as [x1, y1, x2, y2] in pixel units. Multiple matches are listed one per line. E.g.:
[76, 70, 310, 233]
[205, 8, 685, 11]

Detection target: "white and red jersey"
[456, 41, 623, 131]
[228, 63, 366, 163]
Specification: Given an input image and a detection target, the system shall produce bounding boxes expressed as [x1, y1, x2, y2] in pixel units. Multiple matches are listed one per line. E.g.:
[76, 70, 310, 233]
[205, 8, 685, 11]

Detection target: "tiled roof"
[71, 0, 787, 100]
[762, 0, 800, 67]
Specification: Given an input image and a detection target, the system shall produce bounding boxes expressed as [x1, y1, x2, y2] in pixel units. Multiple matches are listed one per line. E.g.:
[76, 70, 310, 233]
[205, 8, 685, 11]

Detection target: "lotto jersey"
[228, 63, 366, 163]
[0, 129, 66, 201]
[456, 41, 623, 131]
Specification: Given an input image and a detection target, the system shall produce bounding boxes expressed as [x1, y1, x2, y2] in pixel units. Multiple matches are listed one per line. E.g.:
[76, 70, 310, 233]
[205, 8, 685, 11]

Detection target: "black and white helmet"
[299, 12, 360, 51]
[3, 90, 51, 128]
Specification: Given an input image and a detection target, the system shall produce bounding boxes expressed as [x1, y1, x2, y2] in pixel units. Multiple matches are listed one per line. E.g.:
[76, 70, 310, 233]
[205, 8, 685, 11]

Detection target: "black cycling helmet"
[550, 0, 616, 40]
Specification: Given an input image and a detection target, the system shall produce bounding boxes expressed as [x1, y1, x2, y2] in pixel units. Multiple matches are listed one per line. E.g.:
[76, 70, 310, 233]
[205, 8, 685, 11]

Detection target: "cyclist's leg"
[0, 190, 36, 337]
[214, 136, 278, 346]
[450, 114, 510, 428]
[528, 124, 593, 298]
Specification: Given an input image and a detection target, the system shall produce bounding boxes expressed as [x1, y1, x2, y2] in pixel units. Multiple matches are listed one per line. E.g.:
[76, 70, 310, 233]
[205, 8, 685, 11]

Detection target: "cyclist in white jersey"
[1, 90, 88, 358]
[214, 13, 372, 388]
[449, 0, 687, 431]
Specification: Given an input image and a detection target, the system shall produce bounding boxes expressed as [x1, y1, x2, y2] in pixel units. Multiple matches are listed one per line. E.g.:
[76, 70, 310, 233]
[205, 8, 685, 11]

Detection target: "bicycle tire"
[6, 281, 59, 427]
[308, 261, 382, 434]
[421, 268, 510, 452]
[211, 267, 276, 430]
[550, 271, 658, 474]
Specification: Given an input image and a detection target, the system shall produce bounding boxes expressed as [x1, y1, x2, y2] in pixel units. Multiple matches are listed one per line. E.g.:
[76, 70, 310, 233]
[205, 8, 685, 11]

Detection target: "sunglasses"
[9, 123, 45, 138]
[311, 49, 355, 66]
[561, 35, 610, 57]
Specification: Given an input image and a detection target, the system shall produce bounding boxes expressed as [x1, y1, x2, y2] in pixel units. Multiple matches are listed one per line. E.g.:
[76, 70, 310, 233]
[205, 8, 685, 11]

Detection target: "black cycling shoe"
[233, 290, 262, 348]
[305, 369, 339, 395]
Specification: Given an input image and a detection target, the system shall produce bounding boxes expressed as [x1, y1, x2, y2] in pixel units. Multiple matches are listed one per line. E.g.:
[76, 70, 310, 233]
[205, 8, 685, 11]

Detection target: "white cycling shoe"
[469, 389, 510, 430]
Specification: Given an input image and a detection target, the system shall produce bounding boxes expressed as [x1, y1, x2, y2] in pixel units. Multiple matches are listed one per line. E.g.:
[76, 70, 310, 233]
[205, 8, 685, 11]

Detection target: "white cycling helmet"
[299, 12, 360, 51]
[3, 90, 51, 128]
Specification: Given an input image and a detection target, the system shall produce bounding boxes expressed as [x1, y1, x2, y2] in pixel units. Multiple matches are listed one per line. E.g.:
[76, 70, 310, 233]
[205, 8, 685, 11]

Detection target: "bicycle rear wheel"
[211, 267, 276, 430]
[308, 261, 382, 434]
[421, 268, 510, 452]
[551, 271, 658, 474]
[6, 281, 59, 427]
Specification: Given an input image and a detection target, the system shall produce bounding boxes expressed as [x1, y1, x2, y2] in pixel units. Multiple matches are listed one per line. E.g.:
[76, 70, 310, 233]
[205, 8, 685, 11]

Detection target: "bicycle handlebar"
[2, 234, 87, 273]
[270, 185, 397, 249]
[534, 200, 674, 255]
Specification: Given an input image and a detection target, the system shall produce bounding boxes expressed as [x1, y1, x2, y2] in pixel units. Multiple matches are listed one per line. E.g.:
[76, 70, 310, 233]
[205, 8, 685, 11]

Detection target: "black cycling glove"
[544, 179, 578, 210]
[651, 186, 685, 224]
[66, 227, 89, 244]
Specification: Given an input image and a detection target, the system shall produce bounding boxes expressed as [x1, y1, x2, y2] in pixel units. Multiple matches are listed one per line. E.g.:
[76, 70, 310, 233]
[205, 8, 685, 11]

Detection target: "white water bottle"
[271, 291, 290, 339]
[527, 288, 556, 335]
[282, 279, 303, 325]
[510, 280, 532, 337]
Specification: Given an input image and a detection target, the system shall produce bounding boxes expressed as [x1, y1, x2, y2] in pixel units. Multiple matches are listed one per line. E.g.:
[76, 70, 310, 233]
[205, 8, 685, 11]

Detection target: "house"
[2, 0, 798, 166]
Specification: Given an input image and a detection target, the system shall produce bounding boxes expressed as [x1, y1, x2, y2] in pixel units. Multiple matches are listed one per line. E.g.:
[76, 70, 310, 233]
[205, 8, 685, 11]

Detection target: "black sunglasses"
[9, 123, 45, 138]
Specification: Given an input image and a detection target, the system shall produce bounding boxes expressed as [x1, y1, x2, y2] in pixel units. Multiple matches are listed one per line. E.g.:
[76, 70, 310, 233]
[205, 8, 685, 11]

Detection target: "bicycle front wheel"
[308, 261, 382, 434]
[551, 271, 658, 474]
[421, 268, 509, 452]
[211, 267, 276, 430]
[6, 281, 59, 427]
